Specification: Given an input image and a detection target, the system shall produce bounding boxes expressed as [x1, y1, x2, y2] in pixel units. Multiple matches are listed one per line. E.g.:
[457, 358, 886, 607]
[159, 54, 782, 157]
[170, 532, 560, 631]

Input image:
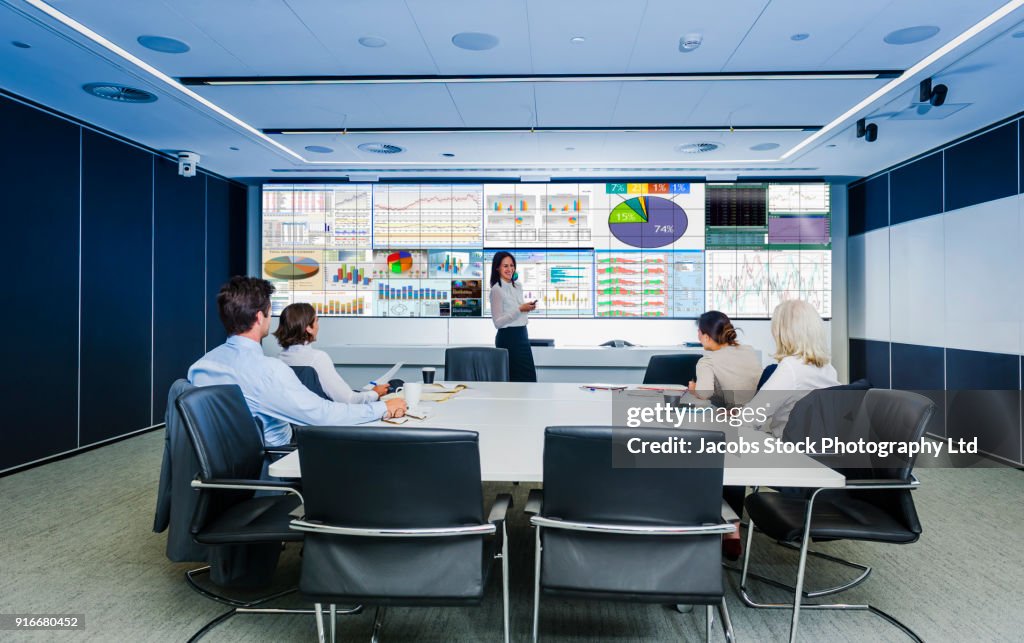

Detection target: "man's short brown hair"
[217, 276, 275, 335]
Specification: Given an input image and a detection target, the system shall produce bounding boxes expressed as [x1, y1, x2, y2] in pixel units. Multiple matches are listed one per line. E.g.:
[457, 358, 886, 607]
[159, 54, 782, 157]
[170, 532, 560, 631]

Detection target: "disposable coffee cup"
[422, 367, 436, 384]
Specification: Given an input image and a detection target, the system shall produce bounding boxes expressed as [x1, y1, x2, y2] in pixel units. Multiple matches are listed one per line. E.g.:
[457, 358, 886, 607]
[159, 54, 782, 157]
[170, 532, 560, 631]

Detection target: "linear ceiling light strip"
[181, 71, 900, 86]
[24, 0, 306, 162]
[781, 0, 1024, 159]
[266, 126, 822, 135]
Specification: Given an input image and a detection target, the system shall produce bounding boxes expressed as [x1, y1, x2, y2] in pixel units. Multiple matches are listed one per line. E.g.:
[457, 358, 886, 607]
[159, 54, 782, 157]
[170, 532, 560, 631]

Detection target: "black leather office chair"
[444, 346, 510, 382]
[176, 384, 313, 641]
[289, 365, 329, 399]
[642, 353, 701, 385]
[290, 425, 511, 643]
[756, 363, 778, 390]
[525, 426, 735, 642]
[740, 389, 935, 642]
[782, 379, 872, 445]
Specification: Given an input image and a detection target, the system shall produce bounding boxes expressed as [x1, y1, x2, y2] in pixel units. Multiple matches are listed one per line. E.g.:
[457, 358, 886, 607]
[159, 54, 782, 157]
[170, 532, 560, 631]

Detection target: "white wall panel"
[890, 214, 945, 346]
[943, 194, 1021, 354]
[847, 229, 889, 341]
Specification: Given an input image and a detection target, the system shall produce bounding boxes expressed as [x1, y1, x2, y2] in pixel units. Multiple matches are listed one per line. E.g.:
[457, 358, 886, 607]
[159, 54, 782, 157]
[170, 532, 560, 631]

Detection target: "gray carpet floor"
[0, 429, 1021, 642]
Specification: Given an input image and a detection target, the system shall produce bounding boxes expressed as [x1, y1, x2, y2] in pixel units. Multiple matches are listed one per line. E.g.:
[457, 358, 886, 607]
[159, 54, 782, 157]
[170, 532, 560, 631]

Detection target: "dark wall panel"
[890, 153, 943, 225]
[847, 174, 888, 235]
[153, 157, 206, 421]
[946, 348, 1020, 463]
[890, 343, 945, 438]
[944, 123, 1018, 211]
[0, 97, 80, 471]
[80, 131, 153, 445]
[204, 178, 248, 349]
[848, 338, 890, 389]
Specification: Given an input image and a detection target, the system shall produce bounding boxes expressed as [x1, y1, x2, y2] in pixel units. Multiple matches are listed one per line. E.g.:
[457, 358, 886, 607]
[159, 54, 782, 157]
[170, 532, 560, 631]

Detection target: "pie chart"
[264, 255, 320, 280]
[388, 251, 414, 274]
[608, 196, 688, 248]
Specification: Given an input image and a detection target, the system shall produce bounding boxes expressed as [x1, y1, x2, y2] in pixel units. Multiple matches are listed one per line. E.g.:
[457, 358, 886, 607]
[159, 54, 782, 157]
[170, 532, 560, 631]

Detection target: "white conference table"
[270, 382, 844, 489]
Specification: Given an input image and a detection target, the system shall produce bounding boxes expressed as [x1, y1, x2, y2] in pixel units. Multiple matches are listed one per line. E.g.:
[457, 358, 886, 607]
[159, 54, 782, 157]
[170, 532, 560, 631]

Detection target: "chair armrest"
[841, 476, 920, 490]
[264, 444, 296, 456]
[524, 489, 543, 515]
[530, 516, 735, 536]
[488, 493, 513, 525]
[191, 477, 304, 503]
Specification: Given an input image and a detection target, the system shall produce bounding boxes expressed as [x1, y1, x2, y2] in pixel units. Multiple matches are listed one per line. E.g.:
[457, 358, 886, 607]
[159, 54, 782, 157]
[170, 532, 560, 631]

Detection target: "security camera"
[856, 118, 878, 143]
[178, 151, 200, 178]
[919, 78, 949, 107]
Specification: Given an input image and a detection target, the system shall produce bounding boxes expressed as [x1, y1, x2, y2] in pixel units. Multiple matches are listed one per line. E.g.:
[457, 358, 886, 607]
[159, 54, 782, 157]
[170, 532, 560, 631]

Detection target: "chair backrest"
[295, 426, 488, 603]
[289, 365, 329, 400]
[297, 426, 484, 527]
[444, 347, 509, 382]
[856, 389, 935, 480]
[642, 354, 701, 386]
[756, 363, 778, 390]
[176, 385, 266, 535]
[542, 426, 724, 525]
[782, 379, 871, 444]
[538, 426, 726, 602]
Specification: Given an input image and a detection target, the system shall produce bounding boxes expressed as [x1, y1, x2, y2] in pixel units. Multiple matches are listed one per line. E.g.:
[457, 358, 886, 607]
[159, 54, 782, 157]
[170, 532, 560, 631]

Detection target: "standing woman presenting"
[489, 251, 538, 382]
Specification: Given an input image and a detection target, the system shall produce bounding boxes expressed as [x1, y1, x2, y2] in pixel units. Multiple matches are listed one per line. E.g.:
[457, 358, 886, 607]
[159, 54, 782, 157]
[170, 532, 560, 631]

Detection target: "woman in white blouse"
[746, 299, 840, 437]
[273, 303, 389, 403]
[489, 251, 538, 382]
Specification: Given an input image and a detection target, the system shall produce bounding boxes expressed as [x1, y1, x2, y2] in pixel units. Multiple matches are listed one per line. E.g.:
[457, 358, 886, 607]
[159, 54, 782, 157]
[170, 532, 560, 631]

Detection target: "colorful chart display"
[263, 182, 831, 318]
[263, 255, 320, 280]
[608, 197, 688, 248]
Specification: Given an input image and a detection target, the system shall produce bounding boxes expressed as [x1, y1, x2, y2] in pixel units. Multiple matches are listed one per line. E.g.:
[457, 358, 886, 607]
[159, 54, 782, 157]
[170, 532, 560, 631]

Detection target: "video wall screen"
[262, 182, 831, 319]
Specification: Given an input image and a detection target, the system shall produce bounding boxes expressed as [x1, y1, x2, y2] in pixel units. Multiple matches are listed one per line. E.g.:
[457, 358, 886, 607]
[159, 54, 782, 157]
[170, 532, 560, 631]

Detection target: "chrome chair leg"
[717, 597, 735, 643]
[501, 523, 511, 643]
[315, 603, 326, 643]
[705, 604, 713, 641]
[330, 603, 337, 643]
[371, 606, 386, 643]
[532, 526, 542, 642]
[737, 495, 922, 643]
[186, 566, 297, 608]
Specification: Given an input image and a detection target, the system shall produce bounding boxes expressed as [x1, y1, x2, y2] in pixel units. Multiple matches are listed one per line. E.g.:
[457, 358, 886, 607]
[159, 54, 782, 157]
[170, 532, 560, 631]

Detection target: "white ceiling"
[1, 0, 1023, 181]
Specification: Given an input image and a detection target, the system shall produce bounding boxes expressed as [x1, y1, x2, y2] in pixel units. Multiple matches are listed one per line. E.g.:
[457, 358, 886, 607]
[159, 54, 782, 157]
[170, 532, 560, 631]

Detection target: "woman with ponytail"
[687, 310, 761, 408]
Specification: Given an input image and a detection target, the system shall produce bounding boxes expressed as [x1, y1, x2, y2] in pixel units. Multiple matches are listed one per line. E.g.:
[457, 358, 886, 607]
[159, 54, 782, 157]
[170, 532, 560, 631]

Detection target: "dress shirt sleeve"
[262, 359, 386, 426]
[312, 350, 378, 404]
[490, 285, 519, 329]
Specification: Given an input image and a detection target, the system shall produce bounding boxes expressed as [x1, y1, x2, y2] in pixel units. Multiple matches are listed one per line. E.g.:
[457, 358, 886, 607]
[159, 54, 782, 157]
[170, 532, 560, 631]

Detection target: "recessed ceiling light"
[305, 145, 334, 154]
[1012, 30, 1024, 38]
[825, 144, 837, 148]
[676, 142, 721, 154]
[790, 33, 810, 41]
[451, 32, 499, 51]
[565, 147, 576, 151]
[83, 83, 157, 103]
[750, 142, 780, 151]
[11, 41, 31, 49]
[884, 25, 940, 45]
[358, 36, 387, 48]
[357, 142, 405, 154]
[137, 35, 190, 54]
[570, 36, 586, 44]
[229, 146, 240, 151]
[440, 152, 455, 157]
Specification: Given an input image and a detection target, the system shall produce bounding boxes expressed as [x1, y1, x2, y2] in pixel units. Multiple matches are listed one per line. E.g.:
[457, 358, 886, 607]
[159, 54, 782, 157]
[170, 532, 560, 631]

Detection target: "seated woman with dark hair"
[274, 303, 389, 404]
[687, 310, 762, 408]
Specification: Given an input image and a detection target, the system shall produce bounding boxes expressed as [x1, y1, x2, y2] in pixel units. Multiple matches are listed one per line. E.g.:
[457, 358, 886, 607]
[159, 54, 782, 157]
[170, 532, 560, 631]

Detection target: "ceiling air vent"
[83, 83, 157, 103]
[676, 142, 720, 154]
[357, 142, 405, 154]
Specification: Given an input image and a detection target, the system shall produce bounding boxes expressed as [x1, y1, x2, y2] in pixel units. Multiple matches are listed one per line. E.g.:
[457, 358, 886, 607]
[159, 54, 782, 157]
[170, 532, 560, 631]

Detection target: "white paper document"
[362, 362, 403, 390]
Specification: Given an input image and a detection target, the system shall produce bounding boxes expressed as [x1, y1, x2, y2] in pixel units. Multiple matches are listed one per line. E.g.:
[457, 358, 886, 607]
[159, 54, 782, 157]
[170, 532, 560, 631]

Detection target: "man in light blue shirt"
[189, 276, 406, 446]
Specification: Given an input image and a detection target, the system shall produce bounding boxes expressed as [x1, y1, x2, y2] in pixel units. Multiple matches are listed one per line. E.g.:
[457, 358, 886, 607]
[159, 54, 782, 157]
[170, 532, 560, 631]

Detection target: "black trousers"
[496, 325, 537, 382]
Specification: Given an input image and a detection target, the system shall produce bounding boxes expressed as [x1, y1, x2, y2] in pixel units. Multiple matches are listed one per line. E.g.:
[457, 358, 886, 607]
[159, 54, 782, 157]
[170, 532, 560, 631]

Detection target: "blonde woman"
[746, 299, 839, 437]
